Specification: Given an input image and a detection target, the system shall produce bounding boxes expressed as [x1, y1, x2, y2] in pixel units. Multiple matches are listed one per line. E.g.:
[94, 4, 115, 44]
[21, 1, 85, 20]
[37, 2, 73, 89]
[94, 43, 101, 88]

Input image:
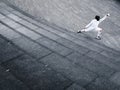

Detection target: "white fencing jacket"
[85, 15, 107, 30]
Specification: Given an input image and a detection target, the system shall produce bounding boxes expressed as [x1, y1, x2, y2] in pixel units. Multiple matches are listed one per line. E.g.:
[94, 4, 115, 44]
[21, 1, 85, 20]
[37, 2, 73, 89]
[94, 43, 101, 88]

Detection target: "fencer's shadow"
[114, 0, 120, 4]
[115, 0, 120, 3]
[82, 31, 97, 41]
[84, 36, 93, 40]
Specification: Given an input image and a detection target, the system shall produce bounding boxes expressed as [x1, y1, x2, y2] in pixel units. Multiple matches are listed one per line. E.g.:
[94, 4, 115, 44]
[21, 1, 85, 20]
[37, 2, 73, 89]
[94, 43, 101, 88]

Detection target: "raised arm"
[99, 14, 110, 23]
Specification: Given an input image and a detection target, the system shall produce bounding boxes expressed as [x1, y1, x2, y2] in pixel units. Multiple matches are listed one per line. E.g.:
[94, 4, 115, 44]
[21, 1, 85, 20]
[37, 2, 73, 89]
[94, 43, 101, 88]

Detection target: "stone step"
[2, 0, 120, 56]
[0, 12, 98, 56]
[36, 37, 73, 56]
[0, 12, 89, 56]
[0, 22, 73, 57]
[5, 5, 119, 56]
[37, 23, 120, 60]
[1, 9, 120, 61]
[21, 18, 104, 53]
[1, 15, 104, 54]
[0, 23, 21, 40]
[30, 21, 120, 60]
[3, 9, 108, 53]
[12, 36, 52, 59]
[6, 10, 120, 60]
[36, 20, 116, 52]
[56, 37, 89, 55]
[36, 17, 120, 52]
[47, 24, 120, 54]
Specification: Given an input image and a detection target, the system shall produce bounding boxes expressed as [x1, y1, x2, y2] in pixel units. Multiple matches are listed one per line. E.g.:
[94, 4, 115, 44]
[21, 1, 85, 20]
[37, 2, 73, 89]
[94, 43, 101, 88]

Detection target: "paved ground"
[0, 1, 120, 90]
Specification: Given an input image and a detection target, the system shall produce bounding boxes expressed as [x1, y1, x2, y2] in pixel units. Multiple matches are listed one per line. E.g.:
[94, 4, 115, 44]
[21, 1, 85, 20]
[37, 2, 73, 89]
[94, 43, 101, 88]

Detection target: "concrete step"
[7, 10, 120, 60]
[0, 7, 120, 72]
[3, 8, 110, 53]
[47, 24, 120, 53]
[2, 0, 120, 58]
[37, 23, 120, 60]
[0, 21, 73, 57]
[4, 5, 119, 56]
[0, 12, 104, 55]
[29, 21, 120, 60]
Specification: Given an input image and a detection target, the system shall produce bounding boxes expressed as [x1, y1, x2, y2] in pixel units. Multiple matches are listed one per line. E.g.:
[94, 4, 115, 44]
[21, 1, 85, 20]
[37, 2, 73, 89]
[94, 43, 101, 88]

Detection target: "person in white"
[77, 14, 110, 40]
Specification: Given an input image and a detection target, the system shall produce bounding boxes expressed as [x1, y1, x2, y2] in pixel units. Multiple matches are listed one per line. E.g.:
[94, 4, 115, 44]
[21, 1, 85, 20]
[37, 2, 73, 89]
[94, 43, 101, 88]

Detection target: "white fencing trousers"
[81, 27, 102, 37]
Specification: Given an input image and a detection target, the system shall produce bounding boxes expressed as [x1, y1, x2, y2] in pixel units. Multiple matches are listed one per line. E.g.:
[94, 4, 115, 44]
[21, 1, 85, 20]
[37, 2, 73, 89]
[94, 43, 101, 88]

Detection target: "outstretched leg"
[77, 29, 85, 33]
[77, 27, 94, 33]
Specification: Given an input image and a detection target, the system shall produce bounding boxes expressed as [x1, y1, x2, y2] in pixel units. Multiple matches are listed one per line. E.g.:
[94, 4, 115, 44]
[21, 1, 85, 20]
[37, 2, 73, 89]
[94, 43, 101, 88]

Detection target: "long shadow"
[115, 0, 120, 2]
[114, 0, 120, 4]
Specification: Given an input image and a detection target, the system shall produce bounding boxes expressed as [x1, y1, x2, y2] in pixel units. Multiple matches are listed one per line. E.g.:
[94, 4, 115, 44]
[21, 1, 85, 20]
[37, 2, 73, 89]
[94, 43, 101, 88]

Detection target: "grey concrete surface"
[86, 77, 120, 90]
[0, 1, 120, 90]
[2, 55, 72, 90]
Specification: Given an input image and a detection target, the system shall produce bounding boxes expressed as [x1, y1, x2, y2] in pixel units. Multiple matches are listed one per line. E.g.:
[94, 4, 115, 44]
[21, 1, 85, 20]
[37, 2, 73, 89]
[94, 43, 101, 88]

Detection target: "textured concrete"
[0, 66, 30, 90]
[2, 55, 72, 90]
[66, 84, 86, 90]
[111, 72, 120, 86]
[67, 52, 115, 77]
[0, 1, 120, 90]
[39, 53, 97, 86]
[0, 36, 23, 63]
[86, 77, 120, 90]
